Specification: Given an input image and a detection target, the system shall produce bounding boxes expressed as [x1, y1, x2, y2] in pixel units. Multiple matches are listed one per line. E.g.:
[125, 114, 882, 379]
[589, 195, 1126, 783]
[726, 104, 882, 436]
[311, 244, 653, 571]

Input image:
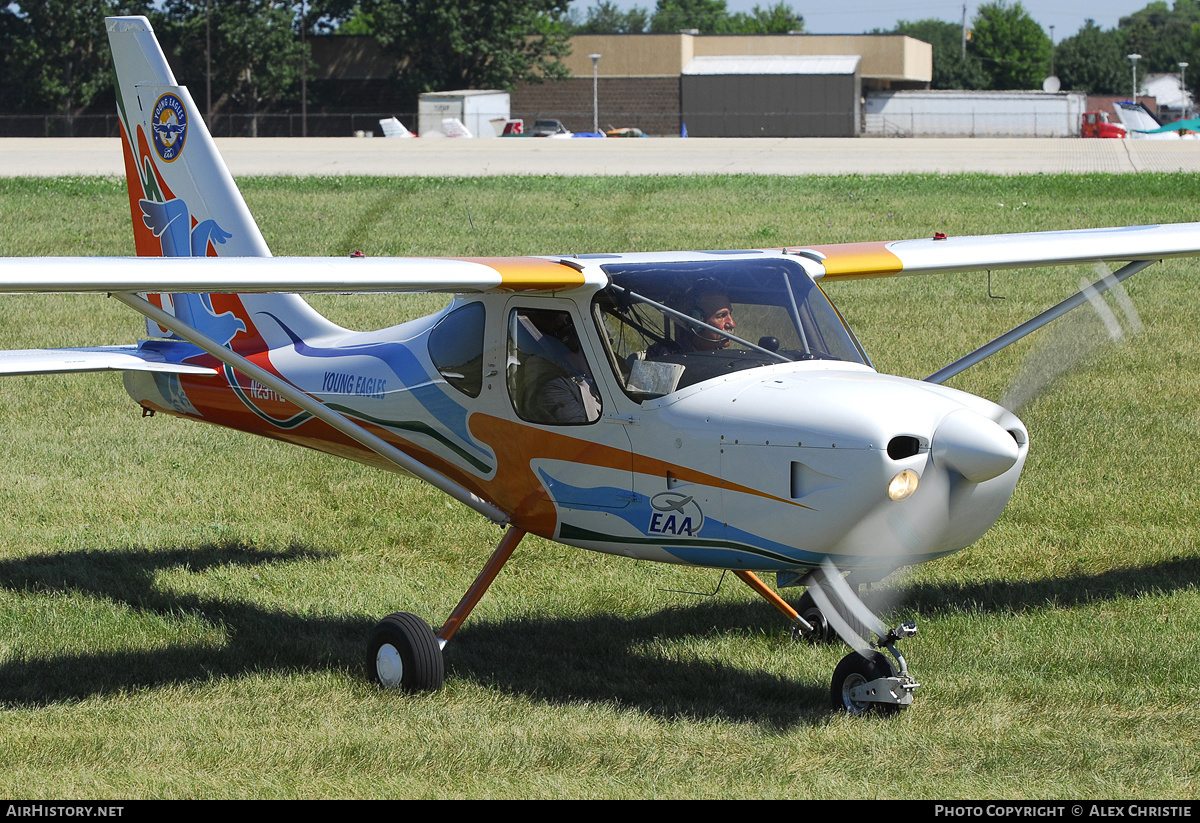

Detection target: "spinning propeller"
[999, 263, 1143, 413]
[798, 262, 1146, 713]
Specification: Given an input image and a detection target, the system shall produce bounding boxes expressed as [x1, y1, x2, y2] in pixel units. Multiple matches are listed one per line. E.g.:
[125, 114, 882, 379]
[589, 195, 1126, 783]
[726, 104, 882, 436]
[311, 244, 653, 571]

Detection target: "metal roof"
[682, 55, 860, 76]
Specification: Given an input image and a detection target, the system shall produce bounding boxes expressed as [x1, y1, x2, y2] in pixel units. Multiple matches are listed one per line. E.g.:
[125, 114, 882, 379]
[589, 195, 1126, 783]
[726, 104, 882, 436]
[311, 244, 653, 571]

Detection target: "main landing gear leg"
[733, 570, 815, 639]
[738, 564, 919, 715]
[367, 526, 527, 691]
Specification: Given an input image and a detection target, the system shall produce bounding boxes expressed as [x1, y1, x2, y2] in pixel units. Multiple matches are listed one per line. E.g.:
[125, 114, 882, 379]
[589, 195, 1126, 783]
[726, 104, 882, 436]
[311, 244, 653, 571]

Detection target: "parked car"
[529, 119, 573, 138]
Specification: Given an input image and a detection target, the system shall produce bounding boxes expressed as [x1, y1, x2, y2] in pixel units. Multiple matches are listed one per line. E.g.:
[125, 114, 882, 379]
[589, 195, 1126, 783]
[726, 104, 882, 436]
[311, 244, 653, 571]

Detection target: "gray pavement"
[4, 136, 1200, 177]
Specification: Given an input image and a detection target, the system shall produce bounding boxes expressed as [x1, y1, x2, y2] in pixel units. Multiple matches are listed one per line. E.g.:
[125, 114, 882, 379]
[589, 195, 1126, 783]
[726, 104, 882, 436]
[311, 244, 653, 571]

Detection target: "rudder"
[106, 16, 339, 349]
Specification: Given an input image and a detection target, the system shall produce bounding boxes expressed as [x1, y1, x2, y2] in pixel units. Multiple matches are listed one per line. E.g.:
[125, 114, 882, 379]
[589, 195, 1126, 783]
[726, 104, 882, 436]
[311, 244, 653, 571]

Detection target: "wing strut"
[924, 259, 1155, 385]
[111, 292, 510, 526]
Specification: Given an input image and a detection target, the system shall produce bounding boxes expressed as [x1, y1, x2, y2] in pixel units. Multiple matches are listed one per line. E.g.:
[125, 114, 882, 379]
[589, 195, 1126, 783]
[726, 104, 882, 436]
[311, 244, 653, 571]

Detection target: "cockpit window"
[592, 258, 869, 400]
[507, 308, 603, 425]
[429, 301, 485, 397]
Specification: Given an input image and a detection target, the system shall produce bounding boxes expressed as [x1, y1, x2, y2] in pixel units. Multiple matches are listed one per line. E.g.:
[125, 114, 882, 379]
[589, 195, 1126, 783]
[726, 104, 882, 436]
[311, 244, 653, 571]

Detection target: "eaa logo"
[151, 93, 188, 163]
[648, 492, 704, 538]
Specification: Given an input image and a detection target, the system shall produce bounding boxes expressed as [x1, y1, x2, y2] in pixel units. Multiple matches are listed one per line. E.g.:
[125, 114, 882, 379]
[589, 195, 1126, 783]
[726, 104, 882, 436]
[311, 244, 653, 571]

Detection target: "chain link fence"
[0, 112, 419, 138]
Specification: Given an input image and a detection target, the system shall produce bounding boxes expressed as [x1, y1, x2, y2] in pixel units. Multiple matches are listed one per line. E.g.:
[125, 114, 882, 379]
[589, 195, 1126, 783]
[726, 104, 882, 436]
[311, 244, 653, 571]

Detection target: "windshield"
[592, 257, 869, 399]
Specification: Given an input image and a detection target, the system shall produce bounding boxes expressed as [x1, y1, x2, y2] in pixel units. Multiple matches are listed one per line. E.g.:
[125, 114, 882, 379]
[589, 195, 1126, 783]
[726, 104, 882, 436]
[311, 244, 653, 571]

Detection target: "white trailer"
[864, 90, 1087, 137]
[417, 90, 511, 138]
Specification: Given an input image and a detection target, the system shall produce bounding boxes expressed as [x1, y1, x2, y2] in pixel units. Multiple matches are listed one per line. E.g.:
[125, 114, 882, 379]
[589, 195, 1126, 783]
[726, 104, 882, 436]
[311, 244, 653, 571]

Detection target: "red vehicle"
[1081, 110, 1127, 138]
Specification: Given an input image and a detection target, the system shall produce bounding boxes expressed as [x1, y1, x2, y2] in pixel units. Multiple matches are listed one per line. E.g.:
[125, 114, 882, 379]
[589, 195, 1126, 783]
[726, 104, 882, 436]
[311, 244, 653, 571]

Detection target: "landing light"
[888, 469, 919, 501]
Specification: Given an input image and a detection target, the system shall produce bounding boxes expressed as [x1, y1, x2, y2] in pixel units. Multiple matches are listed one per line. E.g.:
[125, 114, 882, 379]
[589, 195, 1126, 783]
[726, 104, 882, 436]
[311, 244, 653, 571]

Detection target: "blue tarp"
[1133, 117, 1200, 133]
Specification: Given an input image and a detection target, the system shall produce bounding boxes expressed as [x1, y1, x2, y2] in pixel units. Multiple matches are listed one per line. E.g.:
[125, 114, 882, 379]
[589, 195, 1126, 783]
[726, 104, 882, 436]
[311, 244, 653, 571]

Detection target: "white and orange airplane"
[4, 17, 1200, 713]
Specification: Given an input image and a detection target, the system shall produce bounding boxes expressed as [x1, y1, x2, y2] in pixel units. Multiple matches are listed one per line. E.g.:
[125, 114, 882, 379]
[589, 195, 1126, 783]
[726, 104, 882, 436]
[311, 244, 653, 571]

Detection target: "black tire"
[367, 612, 445, 692]
[795, 590, 834, 644]
[830, 649, 900, 715]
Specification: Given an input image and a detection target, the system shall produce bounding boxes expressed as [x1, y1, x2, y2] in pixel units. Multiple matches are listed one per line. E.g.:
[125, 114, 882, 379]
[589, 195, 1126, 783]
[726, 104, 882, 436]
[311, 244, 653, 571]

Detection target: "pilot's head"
[686, 285, 735, 351]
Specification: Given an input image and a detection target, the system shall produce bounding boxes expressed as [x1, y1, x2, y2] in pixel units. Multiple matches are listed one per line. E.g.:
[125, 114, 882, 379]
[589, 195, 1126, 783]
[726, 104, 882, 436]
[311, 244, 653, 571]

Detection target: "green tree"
[1053, 19, 1127, 94]
[893, 18, 986, 89]
[366, 0, 571, 103]
[2, 0, 152, 125]
[969, 0, 1051, 89]
[1120, 0, 1200, 74]
[337, 3, 377, 34]
[573, 1, 650, 34]
[727, 3, 803, 34]
[0, 5, 22, 111]
[649, 0, 730, 34]
[157, 0, 307, 135]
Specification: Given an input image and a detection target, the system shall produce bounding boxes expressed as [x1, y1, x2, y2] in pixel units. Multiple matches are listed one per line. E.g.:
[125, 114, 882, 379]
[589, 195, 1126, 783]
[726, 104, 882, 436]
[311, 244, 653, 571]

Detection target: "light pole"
[205, 0, 211, 122]
[1180, 61, 1189, 119]
[301, 0, 307, 137]
[1049, 26, 1055, 78]
[589, 54, 601, 134]
[1129, 53, 1141, 104]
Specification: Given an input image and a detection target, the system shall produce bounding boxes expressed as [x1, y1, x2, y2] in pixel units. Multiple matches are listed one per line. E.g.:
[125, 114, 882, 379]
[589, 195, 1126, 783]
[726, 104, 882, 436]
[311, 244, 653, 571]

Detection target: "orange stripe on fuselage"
[468, 414, 624, 536]
[165, 374, 809, 541]
[458, 257, 586, 291]
[468, 414, 810, 537]
[801, 241, 904, 280]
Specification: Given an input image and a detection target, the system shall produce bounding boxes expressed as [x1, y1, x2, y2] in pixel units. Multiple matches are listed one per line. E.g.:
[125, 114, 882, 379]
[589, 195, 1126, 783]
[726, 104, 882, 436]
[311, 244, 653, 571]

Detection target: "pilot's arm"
[539, 374, 590, 424]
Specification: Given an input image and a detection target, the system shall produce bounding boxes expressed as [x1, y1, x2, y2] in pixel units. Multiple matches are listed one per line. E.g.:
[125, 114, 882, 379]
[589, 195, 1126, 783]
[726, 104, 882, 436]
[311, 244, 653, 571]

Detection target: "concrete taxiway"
[4, 136, 1200, 177]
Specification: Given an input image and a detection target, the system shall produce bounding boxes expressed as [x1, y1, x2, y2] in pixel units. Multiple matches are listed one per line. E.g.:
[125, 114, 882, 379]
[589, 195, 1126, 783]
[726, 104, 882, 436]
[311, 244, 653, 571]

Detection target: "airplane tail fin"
[106, 16, 337, 347]
[379, 117, 415, 138]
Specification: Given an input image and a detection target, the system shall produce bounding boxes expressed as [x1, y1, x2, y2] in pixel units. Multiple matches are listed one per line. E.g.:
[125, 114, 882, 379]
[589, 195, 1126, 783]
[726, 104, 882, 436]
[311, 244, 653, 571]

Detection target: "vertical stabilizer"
[108, 16, 269, 259]
[106, 16, 339, 348]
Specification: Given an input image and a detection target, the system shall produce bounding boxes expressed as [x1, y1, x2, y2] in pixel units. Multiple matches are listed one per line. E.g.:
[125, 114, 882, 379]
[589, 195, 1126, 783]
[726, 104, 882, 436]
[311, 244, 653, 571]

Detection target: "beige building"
[556, 33, 930, 89]
[305, 32, 932, 138]
[513, 33, 931, 136]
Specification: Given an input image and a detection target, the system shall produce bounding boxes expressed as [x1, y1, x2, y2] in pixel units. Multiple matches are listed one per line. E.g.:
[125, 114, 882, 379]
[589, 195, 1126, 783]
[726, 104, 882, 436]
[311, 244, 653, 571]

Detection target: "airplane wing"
[0, 345, 217, 376]
[0, 256, 588, 294]
[5, 223, 1200, 294]
[802, 222, 1200, 280]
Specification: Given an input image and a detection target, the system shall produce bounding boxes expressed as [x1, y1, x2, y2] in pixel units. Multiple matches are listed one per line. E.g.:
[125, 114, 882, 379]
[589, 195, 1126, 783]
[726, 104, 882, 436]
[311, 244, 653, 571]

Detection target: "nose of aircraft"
[931, 407, 1020, 483]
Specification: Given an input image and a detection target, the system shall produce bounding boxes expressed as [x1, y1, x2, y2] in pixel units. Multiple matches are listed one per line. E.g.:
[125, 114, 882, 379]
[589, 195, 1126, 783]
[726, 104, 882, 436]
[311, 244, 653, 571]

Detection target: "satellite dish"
[1043, 75, 1061, 93]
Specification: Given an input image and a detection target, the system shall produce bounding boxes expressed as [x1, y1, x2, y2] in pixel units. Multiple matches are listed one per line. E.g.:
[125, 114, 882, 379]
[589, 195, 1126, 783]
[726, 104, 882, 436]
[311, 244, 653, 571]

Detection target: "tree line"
[893, 0, 1200, 96]
[1, 0, 1196, 122]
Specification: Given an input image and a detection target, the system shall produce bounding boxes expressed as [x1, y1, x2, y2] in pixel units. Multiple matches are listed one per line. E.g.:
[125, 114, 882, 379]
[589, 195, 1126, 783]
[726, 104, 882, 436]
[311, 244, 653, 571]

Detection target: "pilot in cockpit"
[648, 281, 737, 357]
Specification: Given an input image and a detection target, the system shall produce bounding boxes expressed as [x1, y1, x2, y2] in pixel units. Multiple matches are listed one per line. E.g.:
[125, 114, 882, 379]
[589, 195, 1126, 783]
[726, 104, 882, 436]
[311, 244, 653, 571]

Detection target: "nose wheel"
[829, 626, 919, 715]
[827, 621, 920, 714]
[831, 650, 901, 714]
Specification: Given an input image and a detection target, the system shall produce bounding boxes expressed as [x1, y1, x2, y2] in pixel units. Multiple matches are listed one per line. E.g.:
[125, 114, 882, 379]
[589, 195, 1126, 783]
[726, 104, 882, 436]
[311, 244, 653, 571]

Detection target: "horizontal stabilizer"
[0, 345, 217, 376]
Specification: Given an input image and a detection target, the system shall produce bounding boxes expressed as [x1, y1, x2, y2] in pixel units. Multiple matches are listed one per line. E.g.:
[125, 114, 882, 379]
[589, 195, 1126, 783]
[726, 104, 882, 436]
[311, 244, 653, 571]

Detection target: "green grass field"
[0, 174, 1198, 798]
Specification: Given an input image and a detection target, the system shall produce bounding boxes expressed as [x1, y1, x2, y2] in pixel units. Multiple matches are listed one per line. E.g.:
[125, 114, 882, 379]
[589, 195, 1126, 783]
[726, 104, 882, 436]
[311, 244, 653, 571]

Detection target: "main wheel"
[830, 650, 900, 715]
[794, 591, 834, 644]
[367, 612, 444, 692]
[796, 587, 875, 647]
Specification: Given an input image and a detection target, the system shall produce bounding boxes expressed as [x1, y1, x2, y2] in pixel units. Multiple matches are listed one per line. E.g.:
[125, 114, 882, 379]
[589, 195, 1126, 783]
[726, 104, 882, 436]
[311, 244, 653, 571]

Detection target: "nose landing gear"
[830, 622, 919, 715]
[737, 562, 920, 715]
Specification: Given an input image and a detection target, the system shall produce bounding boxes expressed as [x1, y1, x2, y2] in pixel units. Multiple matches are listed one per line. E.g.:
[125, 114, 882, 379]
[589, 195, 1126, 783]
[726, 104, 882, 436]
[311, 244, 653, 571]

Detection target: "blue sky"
[593, 1, 1162, 39]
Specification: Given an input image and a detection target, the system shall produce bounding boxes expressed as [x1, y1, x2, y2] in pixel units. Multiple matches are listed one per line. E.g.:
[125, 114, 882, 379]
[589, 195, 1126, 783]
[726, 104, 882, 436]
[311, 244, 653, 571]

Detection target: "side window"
[429, 302, 485, 397]
[506, 308, 602, 425]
